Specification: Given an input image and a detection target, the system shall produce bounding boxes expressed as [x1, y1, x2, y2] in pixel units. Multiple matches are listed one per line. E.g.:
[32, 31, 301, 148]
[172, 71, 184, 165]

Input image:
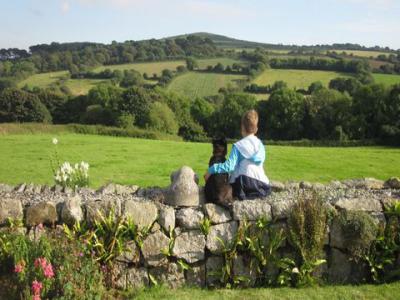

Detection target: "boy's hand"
[204, 172, 211, 182]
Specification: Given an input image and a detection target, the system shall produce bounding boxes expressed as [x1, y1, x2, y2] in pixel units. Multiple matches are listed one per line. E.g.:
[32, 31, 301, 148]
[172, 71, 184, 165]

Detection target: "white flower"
[292, 267, 299, 274]
[52, 138, 58, 145]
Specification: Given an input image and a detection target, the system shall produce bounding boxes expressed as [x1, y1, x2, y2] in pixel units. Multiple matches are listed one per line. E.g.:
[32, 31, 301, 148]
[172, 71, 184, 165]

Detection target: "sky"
[1, 0, 399, 50]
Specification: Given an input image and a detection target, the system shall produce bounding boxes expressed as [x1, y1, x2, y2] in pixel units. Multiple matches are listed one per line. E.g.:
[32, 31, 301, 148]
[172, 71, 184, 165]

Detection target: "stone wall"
[0, 172, 400, 289]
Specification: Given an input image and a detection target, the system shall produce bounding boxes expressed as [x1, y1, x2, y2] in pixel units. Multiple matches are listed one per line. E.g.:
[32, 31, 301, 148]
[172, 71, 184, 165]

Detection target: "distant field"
[167, 72, 247, 98]
[0, 133, 399, 188]
[329, 49, 392, 58]
[253, 69, 350, 88]
[372, 73, 400, 85]
[18, 71, 69, 89]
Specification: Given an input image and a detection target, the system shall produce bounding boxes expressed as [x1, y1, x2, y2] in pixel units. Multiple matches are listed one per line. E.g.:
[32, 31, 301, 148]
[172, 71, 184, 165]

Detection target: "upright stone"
[26, 202, 57, 226]
[203, 203, 231, 224]
[165, 166, 201, 206]
[61, 195, 83, 225]
[0, 198, 23, 225]
[175, 208, 203, 229]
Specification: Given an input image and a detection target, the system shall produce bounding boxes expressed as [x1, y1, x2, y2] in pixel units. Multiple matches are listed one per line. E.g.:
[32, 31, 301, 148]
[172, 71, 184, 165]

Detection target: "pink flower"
[31, 280, 43, 295]
[14, 262, 24, 273]
[43, 263, 54, 279]
[37, 223, 44, 230]
[34, 258, 47, 269]
[33, 295, 41, 300]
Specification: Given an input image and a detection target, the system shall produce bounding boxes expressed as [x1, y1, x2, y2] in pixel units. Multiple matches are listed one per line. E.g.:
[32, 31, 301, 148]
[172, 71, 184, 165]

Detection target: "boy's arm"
[208, 145, 240, 174]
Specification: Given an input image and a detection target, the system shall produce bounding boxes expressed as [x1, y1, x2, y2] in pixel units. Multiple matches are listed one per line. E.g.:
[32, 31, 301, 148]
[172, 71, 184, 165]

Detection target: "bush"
[147, 102, 179, 134]
[337, 210, 378, 259]
[119, 87, 154, 127]
[0, 88, 52, 123]
[116, 113, 135, 129]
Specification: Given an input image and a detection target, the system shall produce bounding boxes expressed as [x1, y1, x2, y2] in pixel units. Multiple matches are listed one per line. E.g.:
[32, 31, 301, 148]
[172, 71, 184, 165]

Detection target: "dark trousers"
[232, 175, 271, 200]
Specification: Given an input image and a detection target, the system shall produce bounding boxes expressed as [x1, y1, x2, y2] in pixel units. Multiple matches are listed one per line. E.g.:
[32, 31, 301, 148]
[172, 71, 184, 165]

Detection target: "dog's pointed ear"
[194, 173, 199, 184]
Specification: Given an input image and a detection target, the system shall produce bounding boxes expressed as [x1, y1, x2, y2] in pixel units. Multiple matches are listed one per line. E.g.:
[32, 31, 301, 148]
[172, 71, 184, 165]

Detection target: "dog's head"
[212, 137, 227, 158]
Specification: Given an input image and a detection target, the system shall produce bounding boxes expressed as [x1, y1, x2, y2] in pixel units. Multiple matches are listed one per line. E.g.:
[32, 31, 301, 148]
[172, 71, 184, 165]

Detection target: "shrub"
[116, 113, 135, 129]
[338, 210, 378, 259]
[0, 88, 52, 123]
[147, 102, 179, 134]
[287, 191, 328, 286]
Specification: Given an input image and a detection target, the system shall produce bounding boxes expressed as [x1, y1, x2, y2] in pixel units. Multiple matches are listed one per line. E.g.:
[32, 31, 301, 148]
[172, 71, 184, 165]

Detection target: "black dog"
[205, 138, 233, 207]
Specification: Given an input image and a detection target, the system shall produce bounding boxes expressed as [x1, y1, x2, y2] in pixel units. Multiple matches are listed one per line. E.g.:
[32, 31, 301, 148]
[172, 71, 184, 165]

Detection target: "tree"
[119, 87, 153, 127]
[261, 88, 305, 140]
[120, 70, 144, 88]
[147, 102, 179, 134]
[308, 81, 324, 94]
[213, 63, 225, 73]
[211, 93, 257, 138]
[271, 80, 288, 92]
[329, 77, 362, 96]
[0, 88, 52, 123]
[185, 57, 198, 71]
[308, 88, 353, 140]
[190, 97, 214, 132]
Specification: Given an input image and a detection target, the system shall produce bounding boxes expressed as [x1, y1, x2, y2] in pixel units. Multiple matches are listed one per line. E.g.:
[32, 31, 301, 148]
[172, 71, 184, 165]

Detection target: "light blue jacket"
[208, 136, 266, 176]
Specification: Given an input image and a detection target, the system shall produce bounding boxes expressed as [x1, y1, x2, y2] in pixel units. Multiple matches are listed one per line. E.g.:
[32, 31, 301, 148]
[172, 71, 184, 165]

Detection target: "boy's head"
[241, 109, 258, 137]
[212, 137, 227, 158]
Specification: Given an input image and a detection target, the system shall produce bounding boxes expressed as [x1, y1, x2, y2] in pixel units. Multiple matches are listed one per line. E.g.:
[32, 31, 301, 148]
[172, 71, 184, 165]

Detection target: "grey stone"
[165, 166, 201, 206]
[299, 181, 313, 190]
[329, 180, 346, 189]
[115, 184, 139, 195]
[33, 185, 42, 194]
[203, 203, 231, 224]
[24, 183, 34, 193]
[123, 200, 158, 229]
[16, 183, 26, 193]
[142, 230, 170, 266]
[173, 230, 206, 263]
[151, 222, 161, 233]
[149, 263, 185, 288]
[312, 183, 326, 190]
[233, 199, 272, 221]
[206, 256, 223, 286]
[342, 178, 384, 190]
[233, 255, 257, 286]
[270, 180, 285, 192]
[61, 195, 83, 225]
[384, 177, 400, 189]
[63, 186, 74, 195]
[53, 185, 63, 193]
[270, 199, 295, 220]
[285, 181, 299, 190]
[26, 202, 57, 226]
[0, 198, 23, 224]
[126, 267, 149, 289]
[97, 183, 116, 194]
[334, 197, 382, 212]
[0, 183, 14, 193]
[116, 241, 140, 264]
[206, 221, 238, 254]
[158, 205, 175, 232]
[328, 248, 351, 283]
[176, 207, 204, 229]
[85, 197, 121, 224]
[186, 264, 206, 287]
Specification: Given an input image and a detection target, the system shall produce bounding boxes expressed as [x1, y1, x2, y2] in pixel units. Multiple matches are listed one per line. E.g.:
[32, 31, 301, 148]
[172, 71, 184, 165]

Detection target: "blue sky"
[1, 0, 399, 50]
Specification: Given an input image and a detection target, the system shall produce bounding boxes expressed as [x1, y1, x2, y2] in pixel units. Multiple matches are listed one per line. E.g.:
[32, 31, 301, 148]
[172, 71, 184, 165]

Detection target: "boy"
[204, 110, 270, 200]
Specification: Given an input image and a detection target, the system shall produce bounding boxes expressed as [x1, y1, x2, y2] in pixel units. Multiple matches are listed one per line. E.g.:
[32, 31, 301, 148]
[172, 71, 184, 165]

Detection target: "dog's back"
[205, 138, 233, 207]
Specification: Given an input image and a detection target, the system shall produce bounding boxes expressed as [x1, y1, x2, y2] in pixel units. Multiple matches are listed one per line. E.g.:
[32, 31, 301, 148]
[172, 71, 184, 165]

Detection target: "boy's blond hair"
[241, 109, 258, 134]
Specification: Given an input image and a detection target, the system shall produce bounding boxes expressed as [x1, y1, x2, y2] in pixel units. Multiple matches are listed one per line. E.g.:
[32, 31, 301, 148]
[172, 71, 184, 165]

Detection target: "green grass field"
[0, 133, 398, 188]
[123, 282, 400, 300]
[167, 72, 247, 98]
[18, 71, 69, 89]
[372, 73, 400, 86]
[252, 69, 350, 89]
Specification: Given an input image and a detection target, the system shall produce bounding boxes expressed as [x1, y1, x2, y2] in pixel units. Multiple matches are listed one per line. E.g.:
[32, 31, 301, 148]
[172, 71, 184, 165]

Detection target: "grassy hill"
[252, 69, 352, 89]
[0, 132, 399, 188]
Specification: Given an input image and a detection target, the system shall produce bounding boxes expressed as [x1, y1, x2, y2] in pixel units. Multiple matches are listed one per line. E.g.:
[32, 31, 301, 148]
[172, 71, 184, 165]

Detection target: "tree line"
[0, 76, 399, 145]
